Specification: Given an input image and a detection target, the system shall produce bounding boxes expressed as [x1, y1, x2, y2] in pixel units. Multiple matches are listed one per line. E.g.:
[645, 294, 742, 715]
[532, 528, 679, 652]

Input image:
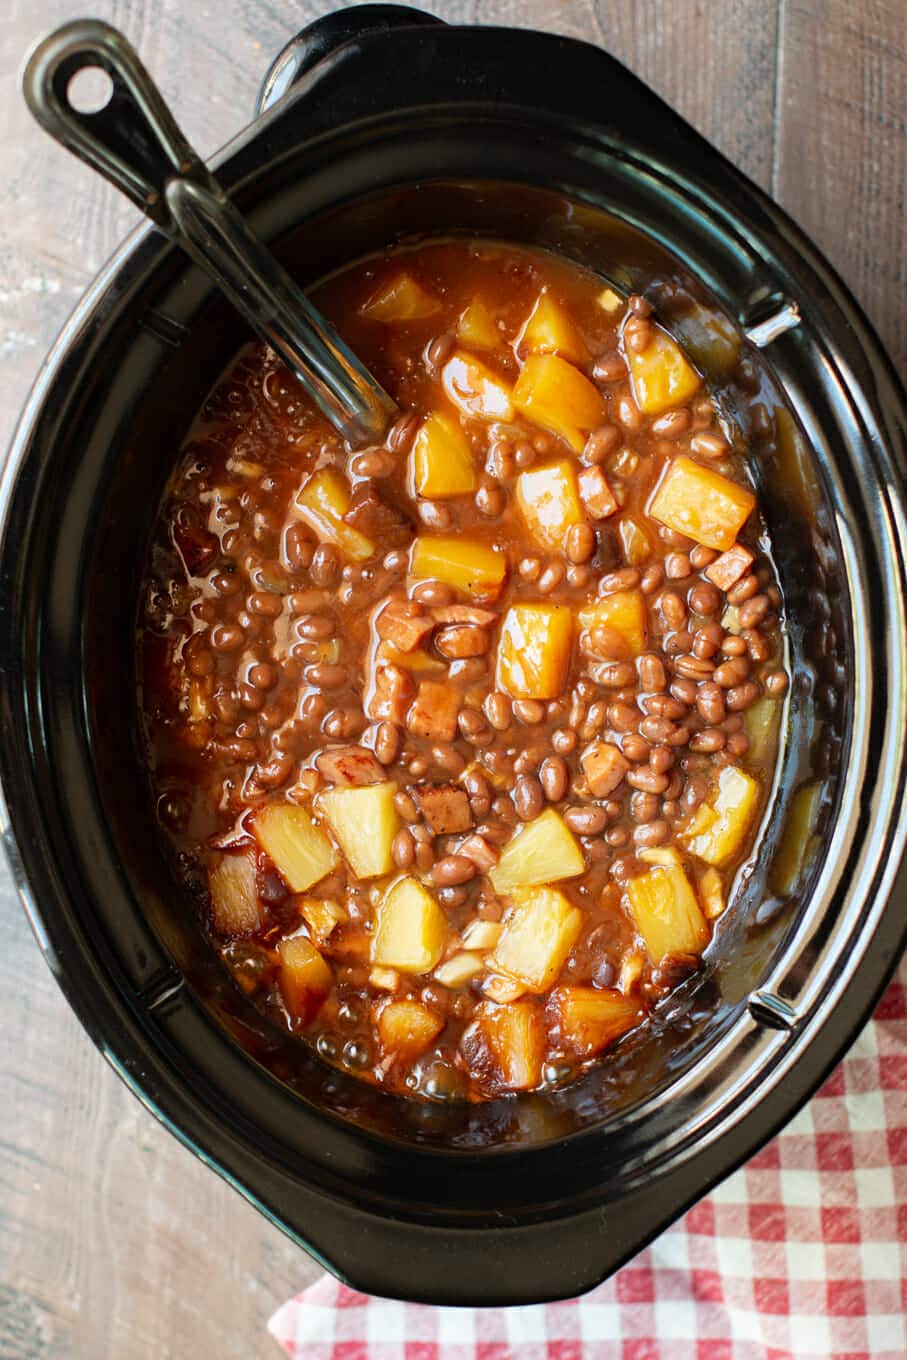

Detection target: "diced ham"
[315, 745, 385, 786]
[578, 466, 618, 520]
[458, 833, 500, 872]
[344, 484, 412, 547]
[375, 598, 435, 653]
[705, 542, 755, 591]
[414, 783, 473, 834]
[407, 680, 460, 741]
[580, 740, 630, 798]
[431, 604, 499, 627]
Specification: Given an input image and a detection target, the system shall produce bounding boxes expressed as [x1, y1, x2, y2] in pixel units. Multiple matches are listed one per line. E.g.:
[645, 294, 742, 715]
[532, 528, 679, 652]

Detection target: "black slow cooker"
[2, 6, 906, 1305]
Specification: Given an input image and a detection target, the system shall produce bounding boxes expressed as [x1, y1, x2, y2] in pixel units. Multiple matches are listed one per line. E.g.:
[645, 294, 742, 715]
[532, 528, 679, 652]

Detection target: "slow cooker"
[2, 5, 905, 1304]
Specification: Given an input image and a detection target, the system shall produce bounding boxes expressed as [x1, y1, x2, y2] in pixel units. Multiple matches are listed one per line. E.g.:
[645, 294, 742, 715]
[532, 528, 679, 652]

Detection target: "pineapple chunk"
[625, 324, 701, 415]
[318, 780, 399, 880]
[410, 534, 506, 599]
[376, 998, 444, 1060]
[457, 299, 499, 349]
[496, 603, 573, 700]
[359, 272, 441, 322]
[299, 896, 349, 945]
[515, 459, 584, 551]
[277, 934, 333, 1023]
[489, 808, 584, 893]
[517, 290, 588, 364]
[697, 867, 725, 920]
[461, 919, 502, 950]
[626, 862, 709, 962]
[618, 514, 653, 566]
[680, 764, 760, 866]
[674, 300, 741, 376]
[490, 885, 582, 992]
[649, 457, 755, 552]
[578, 465, 618, 520]
[597, 287, 624, 314]
[511, 354, 607, 452]
[253, 803, 338, 893]
[442, 351, 513, 420]
[410, 411, 477, 499]
[578, 589, 647, 656]
[209, 852, 260, 935]
[434, 951, 486, 988]
[773, 781, 823, 897]
[377, 640, 445, 672]
[745, 697, 783, 764]
[475, 1001, 544, 1090]
[294, 467, 375, 562]
[550, 985, 641, 1057]
[372, 877, 449, 974]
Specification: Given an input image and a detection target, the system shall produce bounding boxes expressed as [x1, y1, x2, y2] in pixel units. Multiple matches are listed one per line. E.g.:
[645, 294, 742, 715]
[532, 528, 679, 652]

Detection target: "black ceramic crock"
[2, 6, 906, 1305]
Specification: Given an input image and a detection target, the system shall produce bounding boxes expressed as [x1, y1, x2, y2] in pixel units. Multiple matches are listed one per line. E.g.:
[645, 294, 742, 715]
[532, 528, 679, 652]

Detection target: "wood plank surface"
[0, 2, 903, 1356]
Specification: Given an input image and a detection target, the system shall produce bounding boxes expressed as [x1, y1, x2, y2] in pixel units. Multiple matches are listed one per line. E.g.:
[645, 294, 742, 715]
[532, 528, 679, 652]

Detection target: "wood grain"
[0, 2, 903, 1357]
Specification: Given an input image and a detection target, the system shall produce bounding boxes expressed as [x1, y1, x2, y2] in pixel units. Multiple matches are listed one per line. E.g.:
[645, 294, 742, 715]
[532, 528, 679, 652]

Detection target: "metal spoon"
[22, 19, 398, 447]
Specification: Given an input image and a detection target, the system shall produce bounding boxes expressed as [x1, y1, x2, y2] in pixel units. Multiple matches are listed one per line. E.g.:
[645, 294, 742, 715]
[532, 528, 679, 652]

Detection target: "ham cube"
[407, 680, 460, 741]
[315, 745, 385, 787]
[705, 542, 755, 592]
[578, 466, 618, 520]
[580, 740, 630, 798]
[375, 598, 435, 653]
[415, 783, 473, 834]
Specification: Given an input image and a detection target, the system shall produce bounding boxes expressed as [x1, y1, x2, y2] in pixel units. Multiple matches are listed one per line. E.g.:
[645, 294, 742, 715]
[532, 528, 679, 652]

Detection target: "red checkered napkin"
[269, 954, 907, 1360]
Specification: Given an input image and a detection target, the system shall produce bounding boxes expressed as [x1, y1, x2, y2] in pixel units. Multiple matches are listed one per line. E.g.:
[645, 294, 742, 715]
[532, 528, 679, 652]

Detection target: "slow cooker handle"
[21, 19, 398, 447]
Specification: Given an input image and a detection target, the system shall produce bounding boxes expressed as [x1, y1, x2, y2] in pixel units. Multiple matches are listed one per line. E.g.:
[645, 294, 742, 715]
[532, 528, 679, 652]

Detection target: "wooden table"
[1, 1, 903, 1354]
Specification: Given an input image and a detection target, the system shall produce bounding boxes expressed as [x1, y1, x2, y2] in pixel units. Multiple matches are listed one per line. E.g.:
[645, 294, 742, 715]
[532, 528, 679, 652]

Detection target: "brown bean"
[640, 564, 666, 595]
[350, 447, 395, 478]
[713, 656, 751, 688]
[211, 623, 245, 652]
[371, 721, 400, 765]
[538, 560, 566, 594]
[487, 438, 515, 480]
[582, 424, 622, 464]
[621, 733, 650, 763]
[665, 552, 692, 580]
[670, 677, 697, 706]
[689, 582, 722, 616]
[564, 805, 607, 836]
[593, 352, 627, 384]
[744, 628, 772, 662]
[633, 819, 669, 847]
[659, 590, 688, 630]
[412, 581, 456, 607]
[765, 669, 789, 697]
[414, 841, 435, 873]
[690, 430, 730, 459]
[624, 316, 654, 353]
[726, 731, 750, 757]
[482, 691, 512, 732]
[738, 593, 770, 628]
[626, 766, 669, 794]
[642, 694, 688, 720]
[589, 660, 636, 689]
[566, 522, 596, 564]
[394, 790, 420, 823]
[721, 635, 747, 657]
[599, 567, 642, 595]
[476, 481, 506, 517]
[727, 573, 760, 605]
[426, 331, 456, 370]
[323, 707, 363, 739]
[682, 774, 709, 812]
[630, 791, 660, 824]
[607, 702, 639, 732]
[419, 500, 453, 531]
[475, 820, 511, 847]
[726, 681, 761, 711]
[566, 562, 593, 589]
[606, 825, 630, 848]
[696, 682, 726, 725]
[690, 727, 726, 753]
[248, 662, 277, 690]
[650, 745, 675, 775]
[693, 623, 724, 659]
[651, 408, 692, 439]
[638, 653, 667, 691]
[387, 410, 420, 452]
[436, 625, 489, 659]
[392, 827, 416, 869]
[639, 716, 676, 744]
[518, 555, 542, 582]
[513, 775, 545, 821]
[536, 756, 567, 803]
[297, 613, 336, 640]
[514, 439, 536, 469]
[552, 727, 578, 755]
[690, 545, 719, 570]
[463, 769, 493, 818]
[457, 707, 486, 739]
[513, 699, 546, 725]
[284, 521, 315, 571]
[310, 544, 341, 587]
[305, 662, 348, 689]
[513, 746, 544, 777]
[491, 794, 517, 824]
[617, 391, 644, 430]
[674, 653, 714, 680]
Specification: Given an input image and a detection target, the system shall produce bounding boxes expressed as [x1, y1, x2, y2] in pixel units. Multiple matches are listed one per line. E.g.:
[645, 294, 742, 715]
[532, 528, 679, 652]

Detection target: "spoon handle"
[23, 19, 398, 447]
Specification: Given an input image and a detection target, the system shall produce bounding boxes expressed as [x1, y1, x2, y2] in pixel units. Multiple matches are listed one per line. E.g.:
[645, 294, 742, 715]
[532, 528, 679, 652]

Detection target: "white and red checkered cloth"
[269, 954, 907, 1360]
